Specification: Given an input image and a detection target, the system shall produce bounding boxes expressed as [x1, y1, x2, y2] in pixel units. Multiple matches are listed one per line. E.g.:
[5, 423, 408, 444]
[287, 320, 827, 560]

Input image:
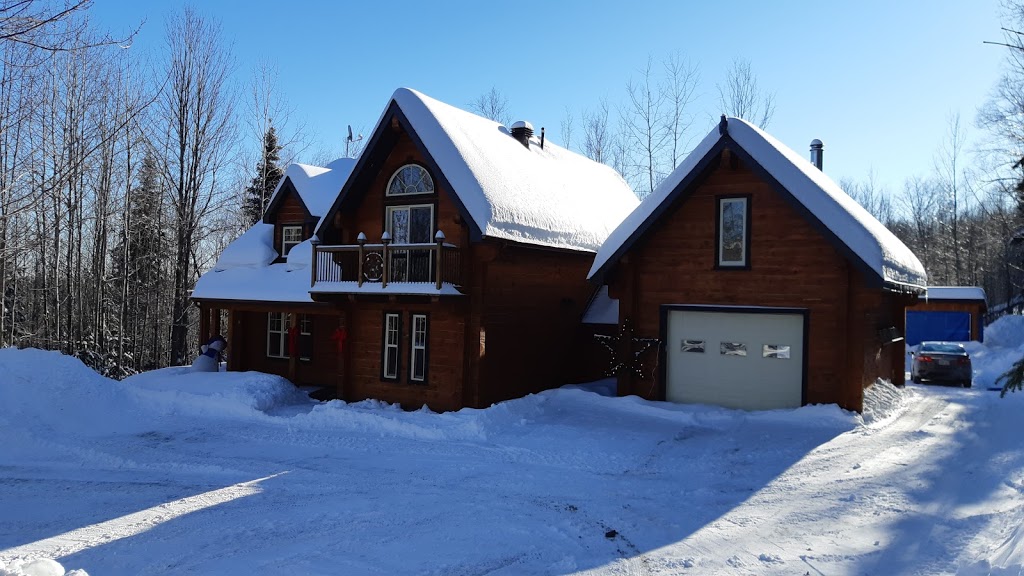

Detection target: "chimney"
[810, 139, 823, 170]
[510, 120, 534, 149]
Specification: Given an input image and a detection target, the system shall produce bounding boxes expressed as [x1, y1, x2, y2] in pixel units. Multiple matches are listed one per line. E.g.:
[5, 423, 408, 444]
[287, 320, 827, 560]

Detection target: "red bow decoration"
[331, 327, 349, 354]
[288, 325, 299, 357]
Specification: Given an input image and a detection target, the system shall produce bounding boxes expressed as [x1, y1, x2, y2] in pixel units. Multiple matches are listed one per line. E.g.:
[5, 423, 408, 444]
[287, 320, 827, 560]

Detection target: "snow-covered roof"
[265, 157, 355, 220]
[588, 117, 928, 291]
[194, 157, 355, 304]
[192, 229, 318, 303]
[318, 88, 639, 253]
[582, 286, 619, 325]
[925, 286, 987, 303]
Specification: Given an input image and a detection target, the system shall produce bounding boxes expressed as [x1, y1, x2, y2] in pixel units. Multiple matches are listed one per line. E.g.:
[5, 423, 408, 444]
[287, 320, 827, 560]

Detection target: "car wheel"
[912, 375, 922, 384]
[963, 380, 972, 388]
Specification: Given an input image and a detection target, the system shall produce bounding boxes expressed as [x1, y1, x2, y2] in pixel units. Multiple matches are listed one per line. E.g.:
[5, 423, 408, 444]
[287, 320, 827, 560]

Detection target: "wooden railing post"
[381, 232, 391, 289]
[357, 232, 366, 287]
[310, 238, 319, 288]
[434, 230, 445, 290]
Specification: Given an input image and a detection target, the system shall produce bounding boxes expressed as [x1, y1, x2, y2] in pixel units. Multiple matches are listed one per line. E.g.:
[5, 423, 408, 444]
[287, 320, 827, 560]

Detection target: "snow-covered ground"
[2, 318, 1024, 575]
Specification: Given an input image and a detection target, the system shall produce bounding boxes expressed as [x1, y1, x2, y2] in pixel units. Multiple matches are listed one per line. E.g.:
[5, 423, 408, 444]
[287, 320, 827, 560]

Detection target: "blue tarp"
[906, 311, 971, 346]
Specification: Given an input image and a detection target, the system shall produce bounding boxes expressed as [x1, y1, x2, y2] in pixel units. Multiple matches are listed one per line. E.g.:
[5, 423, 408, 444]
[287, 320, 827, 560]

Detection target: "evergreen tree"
[242, 125, 284, 226]
[998, 355, 1024, 397]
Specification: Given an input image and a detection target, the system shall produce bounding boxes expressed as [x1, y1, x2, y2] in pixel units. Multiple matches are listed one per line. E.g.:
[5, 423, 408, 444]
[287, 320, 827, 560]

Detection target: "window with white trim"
[386, 164, 434, 196]
[410, 314, 428, 383]
[383, 313, 400, 380]
[282, 225, 303, 256]
[386, 204, 434, 282]
[266, 313, 312, 360]
[267, 312, 287, 358]
[717, 197, 749, 267]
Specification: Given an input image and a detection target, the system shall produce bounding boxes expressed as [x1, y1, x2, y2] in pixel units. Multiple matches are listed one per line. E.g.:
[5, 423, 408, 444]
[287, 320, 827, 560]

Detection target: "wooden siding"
[333, 130, 470, 250]
[272, 192, 314, 258]
[225, 308, 341, 387]
[477, 244, 597, 407]
[343, 300, 466, 411]
[609, 149, 907, 412]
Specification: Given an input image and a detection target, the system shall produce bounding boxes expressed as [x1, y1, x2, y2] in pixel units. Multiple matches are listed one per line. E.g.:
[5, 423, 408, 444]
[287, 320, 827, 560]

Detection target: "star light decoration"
[594, 318, 662, 379]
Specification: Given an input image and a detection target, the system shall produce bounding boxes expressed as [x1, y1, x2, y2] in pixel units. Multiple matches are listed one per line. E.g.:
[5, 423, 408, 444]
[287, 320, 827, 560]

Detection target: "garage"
[664, 306, 807, 410]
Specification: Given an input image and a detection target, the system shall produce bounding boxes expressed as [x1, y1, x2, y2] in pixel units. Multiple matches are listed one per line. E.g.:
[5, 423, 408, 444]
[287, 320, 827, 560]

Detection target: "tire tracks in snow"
[671, 391, 953, 573]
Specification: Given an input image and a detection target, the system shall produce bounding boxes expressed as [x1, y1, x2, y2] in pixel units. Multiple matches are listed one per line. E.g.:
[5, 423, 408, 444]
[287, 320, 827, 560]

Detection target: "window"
[386, 164, 434, 196]
[298, 315, 312, 361]
[282, 226, 303, 256]
[716, 196, 750, 268]
[383, 313, 400, 380]
[267, 313, 312, 360]
[410, 314, 428, 383]
[386, 204, 434, 281]
[267, 312, 287, 358]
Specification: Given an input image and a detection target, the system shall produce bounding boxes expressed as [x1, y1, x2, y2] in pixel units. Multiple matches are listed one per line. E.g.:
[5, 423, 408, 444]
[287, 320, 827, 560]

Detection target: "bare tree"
[582, 99, 611, 165]
[841, 171, 896, 226]
[0, 0, 136, 51]
[559, 106, 574, 151]
[621, 57, 668, 198]
[157, 7, 236, 365]
[935, 112, 970, 283]
[716, 58, 776, 129]
[662, 52, 699, 169]
[469, 86, 511, 126]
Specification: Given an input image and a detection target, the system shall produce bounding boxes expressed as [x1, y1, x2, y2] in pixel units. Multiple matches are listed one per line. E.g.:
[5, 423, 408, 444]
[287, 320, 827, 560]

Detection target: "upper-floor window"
[716, 196, 750, 268]
[386, 164, 434, 196]
[282, 225, 303, 256]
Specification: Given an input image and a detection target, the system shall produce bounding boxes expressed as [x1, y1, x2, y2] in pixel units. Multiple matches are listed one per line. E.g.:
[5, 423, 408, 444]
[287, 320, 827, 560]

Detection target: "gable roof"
[588, 117, 927, 292]
[315, 88, 639, 253]
[263, 157, 356, 223]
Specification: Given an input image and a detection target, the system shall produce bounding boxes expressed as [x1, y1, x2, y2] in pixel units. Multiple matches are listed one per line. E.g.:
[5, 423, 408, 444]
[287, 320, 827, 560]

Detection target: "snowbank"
[0, 558, 87, 576]
[124, 368, 312, 419]
[966, 315, 1024, 390]
[860, 379, 908, 425]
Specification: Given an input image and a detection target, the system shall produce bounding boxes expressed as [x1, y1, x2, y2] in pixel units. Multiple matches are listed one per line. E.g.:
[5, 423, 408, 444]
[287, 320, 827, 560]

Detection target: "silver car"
[911, 342, 972, 387]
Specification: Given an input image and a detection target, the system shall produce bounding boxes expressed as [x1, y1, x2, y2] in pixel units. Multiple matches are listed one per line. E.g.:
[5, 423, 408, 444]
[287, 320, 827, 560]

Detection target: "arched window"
[386, 164, 434, 196]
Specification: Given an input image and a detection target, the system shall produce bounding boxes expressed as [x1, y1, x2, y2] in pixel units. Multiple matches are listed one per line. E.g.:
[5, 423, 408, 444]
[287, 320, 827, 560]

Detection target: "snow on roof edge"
[924, 286, 987, 302]
[589, 117, 927, 291]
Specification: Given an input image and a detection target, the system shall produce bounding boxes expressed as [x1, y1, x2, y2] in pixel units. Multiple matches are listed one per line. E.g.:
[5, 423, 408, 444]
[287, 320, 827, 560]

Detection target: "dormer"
[262, 176, 317, 261]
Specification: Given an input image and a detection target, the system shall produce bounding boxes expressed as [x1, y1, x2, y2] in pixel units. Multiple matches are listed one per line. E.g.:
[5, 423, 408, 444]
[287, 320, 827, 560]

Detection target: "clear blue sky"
[91, 0, 1004, 195]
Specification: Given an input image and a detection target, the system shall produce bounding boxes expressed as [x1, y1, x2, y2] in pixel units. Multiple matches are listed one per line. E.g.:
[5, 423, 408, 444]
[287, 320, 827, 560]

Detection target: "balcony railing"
[311, 230, 462, 291]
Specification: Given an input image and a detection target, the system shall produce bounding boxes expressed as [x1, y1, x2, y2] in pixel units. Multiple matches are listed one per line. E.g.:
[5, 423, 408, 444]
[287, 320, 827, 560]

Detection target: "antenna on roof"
[345, 124, 363, 157]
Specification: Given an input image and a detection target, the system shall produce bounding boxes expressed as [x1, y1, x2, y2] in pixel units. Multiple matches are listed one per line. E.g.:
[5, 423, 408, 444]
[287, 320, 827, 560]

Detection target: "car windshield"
[920, 343, 965, 354]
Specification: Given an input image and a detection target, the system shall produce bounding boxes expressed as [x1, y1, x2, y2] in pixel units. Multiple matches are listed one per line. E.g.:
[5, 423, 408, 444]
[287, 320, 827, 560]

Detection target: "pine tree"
[998, 355, 1024, 397]
[242, 125, 284, 227]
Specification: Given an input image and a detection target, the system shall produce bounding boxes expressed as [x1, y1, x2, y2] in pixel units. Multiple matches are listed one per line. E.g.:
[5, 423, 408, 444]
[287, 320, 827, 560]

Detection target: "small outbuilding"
[588, 116, 927, 413]
[906, 286, 987, 345]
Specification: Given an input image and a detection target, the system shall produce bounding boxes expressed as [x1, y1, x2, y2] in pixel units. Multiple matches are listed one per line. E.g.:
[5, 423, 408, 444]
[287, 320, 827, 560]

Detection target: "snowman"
[191, 335, 227, 372]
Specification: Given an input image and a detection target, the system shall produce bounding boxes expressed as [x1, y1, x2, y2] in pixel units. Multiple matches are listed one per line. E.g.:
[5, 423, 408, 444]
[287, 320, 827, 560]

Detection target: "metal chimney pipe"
[810, 139, 824, 170]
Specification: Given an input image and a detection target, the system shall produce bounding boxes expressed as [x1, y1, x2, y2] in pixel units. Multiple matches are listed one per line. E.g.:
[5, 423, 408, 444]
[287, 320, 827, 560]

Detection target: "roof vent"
[510, 120, 533, 149]
[810, 139, 824, 170]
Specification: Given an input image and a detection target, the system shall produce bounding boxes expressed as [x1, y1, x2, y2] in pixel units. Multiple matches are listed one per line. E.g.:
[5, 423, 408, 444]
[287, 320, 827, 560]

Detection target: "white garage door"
[666, 307, 805, 410]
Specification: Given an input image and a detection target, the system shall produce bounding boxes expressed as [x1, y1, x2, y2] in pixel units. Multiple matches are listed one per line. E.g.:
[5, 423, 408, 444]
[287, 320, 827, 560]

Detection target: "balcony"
[310, 231, 463, 296]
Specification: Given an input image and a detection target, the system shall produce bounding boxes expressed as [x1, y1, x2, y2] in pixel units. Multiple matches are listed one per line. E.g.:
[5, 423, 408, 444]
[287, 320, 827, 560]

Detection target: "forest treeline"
[1, 1, 1022, 379]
